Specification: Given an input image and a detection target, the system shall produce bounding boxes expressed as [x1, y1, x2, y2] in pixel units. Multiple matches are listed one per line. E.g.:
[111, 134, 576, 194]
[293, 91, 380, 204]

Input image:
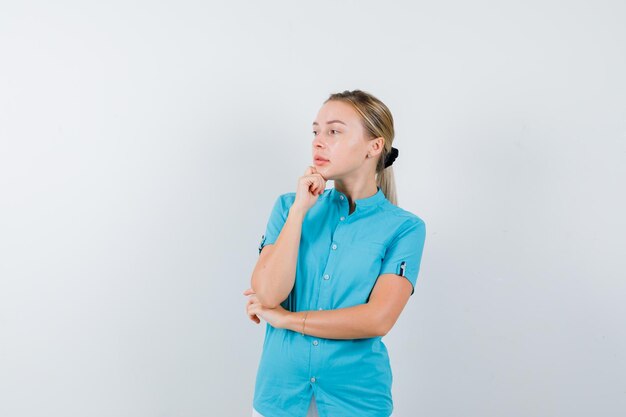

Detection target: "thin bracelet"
[301, 311, 309, 336]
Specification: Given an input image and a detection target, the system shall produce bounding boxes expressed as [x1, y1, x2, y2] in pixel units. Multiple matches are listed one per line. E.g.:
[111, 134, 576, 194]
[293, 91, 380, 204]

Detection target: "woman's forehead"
[314, 101, 359, 125]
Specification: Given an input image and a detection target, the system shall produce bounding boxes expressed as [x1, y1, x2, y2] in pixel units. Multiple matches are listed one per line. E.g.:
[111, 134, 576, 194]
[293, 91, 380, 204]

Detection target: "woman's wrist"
[287, 205, 307, 221]
[282, 310, 306, 333]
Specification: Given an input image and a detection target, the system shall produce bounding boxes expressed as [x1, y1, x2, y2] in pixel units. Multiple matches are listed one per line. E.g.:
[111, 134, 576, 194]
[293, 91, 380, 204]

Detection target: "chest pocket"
[351, 241, 385, 259]
[331, 241, 387, 307]
[351, 241, 385, 278]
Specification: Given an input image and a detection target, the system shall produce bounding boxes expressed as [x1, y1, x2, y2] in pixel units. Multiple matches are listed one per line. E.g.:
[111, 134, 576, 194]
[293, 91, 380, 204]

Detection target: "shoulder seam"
[383, 205, 424, 223]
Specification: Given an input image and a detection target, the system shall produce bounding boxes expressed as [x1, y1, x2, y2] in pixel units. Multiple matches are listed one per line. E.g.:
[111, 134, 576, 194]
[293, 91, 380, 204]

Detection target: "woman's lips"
[314, 158, 330, 165]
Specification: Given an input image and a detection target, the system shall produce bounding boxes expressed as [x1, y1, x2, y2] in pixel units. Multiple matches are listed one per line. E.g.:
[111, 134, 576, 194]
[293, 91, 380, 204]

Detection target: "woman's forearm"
[251, 206, 306, 308]
[283, 303, 385, 340]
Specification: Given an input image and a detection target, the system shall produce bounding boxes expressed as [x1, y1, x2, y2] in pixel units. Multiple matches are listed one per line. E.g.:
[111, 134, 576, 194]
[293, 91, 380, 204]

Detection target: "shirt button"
[339, 216, 345, 221]
[313, 340, 319, 346]
[323, 274, 329, 280]
[331, 243, 337, 250]
[339, 195, 344, 200]
[310, 377, 316, 383]
[318, 307, 323, 310]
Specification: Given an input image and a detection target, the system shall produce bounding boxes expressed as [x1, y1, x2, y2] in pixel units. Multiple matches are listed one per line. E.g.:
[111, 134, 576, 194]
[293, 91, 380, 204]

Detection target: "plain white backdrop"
[1, 1, 625, 416]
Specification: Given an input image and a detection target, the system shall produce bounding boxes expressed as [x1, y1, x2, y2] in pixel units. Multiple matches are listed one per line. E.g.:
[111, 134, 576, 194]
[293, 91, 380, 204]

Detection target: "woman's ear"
[370, 136, 385, 158]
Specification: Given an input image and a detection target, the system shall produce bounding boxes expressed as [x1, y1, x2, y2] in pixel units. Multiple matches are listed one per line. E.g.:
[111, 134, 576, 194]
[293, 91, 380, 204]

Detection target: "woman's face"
[311, 100, 382, 181]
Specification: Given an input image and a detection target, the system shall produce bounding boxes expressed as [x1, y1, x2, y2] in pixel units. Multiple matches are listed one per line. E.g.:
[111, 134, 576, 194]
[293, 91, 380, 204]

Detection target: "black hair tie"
[384, 146, 399, 168]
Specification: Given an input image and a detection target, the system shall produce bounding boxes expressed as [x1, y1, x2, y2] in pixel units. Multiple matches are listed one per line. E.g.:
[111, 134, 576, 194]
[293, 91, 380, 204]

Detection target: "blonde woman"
[245, 90, 427, 417]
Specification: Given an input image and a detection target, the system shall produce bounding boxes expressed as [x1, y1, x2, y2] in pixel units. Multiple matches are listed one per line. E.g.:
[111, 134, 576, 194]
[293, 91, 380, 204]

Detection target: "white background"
[1, 1, 625, 416]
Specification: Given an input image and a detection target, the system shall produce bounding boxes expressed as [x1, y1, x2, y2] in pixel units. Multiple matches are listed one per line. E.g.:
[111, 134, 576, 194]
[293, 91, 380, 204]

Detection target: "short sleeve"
[379, 219, 426, 296]
[258, 193, 291, 255]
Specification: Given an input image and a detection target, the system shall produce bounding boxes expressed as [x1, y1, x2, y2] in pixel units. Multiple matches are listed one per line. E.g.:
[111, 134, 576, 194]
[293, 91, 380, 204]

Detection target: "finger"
[248, 313, 260, 323]
[248, 305, 260, 322]
[314, 174, 325, 194]
[313, 167, 327, 182]
[247, 298, 260, 311]
[246, 299, 259, 316]
[312, 176, 322, 195]
[301, 175, 316, 194]
[248, 303, 257, 314]
[243, 288, 255, 296]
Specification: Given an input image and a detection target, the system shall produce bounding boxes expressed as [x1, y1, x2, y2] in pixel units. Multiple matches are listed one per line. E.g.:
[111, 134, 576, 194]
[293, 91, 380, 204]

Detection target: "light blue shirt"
[253, 186, 426, 417]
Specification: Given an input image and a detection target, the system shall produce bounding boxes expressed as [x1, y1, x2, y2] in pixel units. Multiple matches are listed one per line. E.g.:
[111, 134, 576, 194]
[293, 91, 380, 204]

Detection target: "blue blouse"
[253, 186, 426, 417]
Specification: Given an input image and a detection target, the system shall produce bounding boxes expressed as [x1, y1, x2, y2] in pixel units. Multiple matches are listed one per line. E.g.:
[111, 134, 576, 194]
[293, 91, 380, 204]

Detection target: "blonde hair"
[324, 89, 399, 205]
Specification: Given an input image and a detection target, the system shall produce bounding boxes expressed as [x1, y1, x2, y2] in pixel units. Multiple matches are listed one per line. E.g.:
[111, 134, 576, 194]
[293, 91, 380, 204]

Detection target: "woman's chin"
[316, 169, 331, 181]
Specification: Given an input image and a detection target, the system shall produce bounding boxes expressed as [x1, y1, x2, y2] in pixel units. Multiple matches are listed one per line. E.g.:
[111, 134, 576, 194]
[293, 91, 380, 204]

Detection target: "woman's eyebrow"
[312, 120, 347, 126]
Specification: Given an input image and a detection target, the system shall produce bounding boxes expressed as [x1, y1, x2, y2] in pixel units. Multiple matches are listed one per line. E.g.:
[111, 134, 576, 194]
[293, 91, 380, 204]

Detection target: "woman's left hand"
[243, 287, 290, 329]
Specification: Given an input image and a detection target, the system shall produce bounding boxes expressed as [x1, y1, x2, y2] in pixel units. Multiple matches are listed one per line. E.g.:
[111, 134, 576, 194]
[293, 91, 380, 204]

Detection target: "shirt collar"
[330, 185, 386, 208]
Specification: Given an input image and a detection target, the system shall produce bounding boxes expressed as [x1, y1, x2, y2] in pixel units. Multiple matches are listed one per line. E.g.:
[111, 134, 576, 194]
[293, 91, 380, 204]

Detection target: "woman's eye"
[312, 130, 339, 136]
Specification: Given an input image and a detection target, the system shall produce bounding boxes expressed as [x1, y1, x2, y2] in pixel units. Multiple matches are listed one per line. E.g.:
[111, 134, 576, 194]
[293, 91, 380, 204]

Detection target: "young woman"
[244, 89, 427, 417]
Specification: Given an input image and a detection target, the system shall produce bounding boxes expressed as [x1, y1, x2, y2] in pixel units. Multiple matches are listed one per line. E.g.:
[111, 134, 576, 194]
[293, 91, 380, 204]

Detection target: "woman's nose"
[312, 134, 326, 147]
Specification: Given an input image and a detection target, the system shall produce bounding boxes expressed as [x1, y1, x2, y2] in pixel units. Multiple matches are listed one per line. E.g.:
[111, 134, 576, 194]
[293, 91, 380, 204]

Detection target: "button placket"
[337, 191, 355, 220]
[318, 193, 348, 320]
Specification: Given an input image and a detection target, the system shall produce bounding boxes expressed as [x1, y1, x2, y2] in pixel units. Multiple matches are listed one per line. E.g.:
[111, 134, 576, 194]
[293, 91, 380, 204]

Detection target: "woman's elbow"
[256, 292, 281, 309]
[373, 308, 396, 337]
[250, 278, 282, 309]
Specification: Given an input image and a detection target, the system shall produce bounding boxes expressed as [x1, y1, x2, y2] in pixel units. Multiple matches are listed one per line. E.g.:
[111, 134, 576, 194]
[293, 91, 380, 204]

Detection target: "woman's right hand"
[291, 166, 327, 214]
